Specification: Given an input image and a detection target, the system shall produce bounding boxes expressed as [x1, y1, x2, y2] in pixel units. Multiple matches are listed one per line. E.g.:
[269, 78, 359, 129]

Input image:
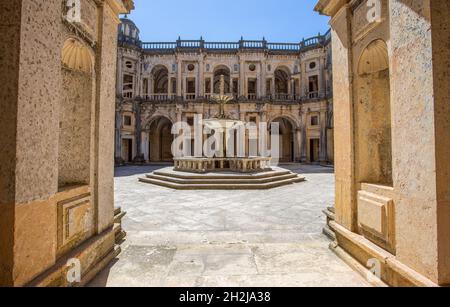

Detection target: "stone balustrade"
[174, 157, 272, 174]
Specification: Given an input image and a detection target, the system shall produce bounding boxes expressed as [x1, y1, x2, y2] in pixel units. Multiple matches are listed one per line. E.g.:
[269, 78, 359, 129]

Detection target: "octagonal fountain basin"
[138, 166, 305, 190]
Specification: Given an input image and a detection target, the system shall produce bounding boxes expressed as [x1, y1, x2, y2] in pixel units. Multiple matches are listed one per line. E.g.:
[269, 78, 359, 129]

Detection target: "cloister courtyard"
[89, 164, 368, 287]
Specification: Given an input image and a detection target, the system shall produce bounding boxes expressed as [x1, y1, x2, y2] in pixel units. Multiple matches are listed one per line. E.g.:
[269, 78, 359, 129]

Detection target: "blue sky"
[124, 0, 330, 43]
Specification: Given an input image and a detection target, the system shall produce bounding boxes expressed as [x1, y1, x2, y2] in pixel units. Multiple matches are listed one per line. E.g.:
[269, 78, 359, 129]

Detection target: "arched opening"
[271, 117, 295, 162]
[213, 65, 231, 94]
[147, 116, 174, 162]
[274, 67, 291, 97]
[355, 39, 392, 186]
[152, 65, 169, 94]
[59, 38, 94, 190]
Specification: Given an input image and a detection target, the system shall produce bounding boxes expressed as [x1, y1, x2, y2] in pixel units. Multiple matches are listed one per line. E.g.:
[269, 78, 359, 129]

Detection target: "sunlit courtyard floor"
[89, 164, 369, 287]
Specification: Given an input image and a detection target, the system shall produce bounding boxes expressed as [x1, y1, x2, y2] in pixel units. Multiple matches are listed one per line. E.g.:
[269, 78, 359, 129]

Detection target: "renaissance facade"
[115, 18, 334, 165]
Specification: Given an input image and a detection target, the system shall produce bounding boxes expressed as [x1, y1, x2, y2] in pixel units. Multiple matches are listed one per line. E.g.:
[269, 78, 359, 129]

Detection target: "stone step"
[146, 172, 299, 185]
[152, 169, 292, 180]
[138, 175, 305, 190]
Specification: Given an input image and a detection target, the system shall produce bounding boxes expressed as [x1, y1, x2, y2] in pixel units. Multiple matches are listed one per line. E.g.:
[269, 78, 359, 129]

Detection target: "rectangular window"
[309, 75, 319, 93]
[143, 78, 148, 95]
[205, 79, 211, 94]
[124, 115, 132, 126]
[310, 116, 319, 126]
[233, 79, 239, 96]
[187, 117, 194, 126]
[123, 74, 134, 98]
[248, 79, 257, 94]
[187, 79, 196, 93]
[266, 79, 271, 96]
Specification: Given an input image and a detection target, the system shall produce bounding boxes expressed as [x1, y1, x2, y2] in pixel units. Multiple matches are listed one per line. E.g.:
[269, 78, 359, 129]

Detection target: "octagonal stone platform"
[138, 167, 306, 190]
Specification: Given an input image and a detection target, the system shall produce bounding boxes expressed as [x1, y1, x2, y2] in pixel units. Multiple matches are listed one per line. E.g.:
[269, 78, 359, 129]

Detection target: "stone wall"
[0, 0, 132, 287]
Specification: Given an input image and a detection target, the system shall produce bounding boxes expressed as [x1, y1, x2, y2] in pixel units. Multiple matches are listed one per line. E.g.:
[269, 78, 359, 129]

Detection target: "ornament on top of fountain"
[211, 74, 233, 119]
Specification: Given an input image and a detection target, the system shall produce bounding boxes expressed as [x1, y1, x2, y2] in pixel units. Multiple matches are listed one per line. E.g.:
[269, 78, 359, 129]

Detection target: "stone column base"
[27, 227, 119, 287]
[328, 221, 438, 287]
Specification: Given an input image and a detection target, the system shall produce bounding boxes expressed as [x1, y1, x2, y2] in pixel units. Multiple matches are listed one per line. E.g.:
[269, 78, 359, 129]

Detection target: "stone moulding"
[329, 221, 438, 287]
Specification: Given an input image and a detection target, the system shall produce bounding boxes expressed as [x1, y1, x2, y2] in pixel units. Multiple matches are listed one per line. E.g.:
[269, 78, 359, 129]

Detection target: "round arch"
[213, 65, 231, 94]
[274, 66, 292, 95]
[151, 65, 169, 94]
[357, 39, 389, 76]
[355, 38, 393, 185]
[61, 37, 94, 74]
[145, 115, 174, 162]
[269, 116, 298, 162]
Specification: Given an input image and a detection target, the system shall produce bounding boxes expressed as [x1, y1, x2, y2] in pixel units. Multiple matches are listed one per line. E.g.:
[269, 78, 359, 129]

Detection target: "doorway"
[310, 139, 319, 163]
[122, 139, 133, 162]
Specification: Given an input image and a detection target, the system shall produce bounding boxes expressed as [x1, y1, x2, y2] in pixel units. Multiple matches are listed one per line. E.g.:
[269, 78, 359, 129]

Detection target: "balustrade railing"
[138, 32, 330, 52]
[131, 92, 328, 103]
[308, 92, 319, 99]
[144, 94, 176, 101]
[184, 93, 197, 101]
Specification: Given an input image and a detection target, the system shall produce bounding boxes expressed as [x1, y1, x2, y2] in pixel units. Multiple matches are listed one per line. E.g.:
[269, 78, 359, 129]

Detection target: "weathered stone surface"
[316, 0, 450, 286]
[0, 0, 133, 287]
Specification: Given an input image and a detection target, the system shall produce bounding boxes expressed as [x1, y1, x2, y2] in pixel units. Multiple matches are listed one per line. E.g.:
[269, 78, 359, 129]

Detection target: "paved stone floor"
[89, 164, 369, 287]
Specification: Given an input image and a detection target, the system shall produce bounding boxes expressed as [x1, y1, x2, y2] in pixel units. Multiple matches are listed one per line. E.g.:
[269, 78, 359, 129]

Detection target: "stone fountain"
[139, 75, 305, 189]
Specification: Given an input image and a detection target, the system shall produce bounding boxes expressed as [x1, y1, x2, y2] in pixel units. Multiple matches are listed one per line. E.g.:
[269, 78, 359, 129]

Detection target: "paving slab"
[89, 164, 370, 287]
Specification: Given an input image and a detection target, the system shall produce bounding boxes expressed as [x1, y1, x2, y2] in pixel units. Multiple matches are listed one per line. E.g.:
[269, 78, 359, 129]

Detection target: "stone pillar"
[220, 74, 225, 95]
[133, 102, 143, 161]
[294, 128, 302, 162]
[271, 78, 275, 97]
[117, 52, 123, 96]
[287, 78, 291, 96]
[329, 5, 356, 231]
[229, 78, 234, 95]
[167, 76, 172, 97]
[300, 109, 307, 162]
[198, 56, 204, 97]
[177, 59, 182, 98]
[319, 106, 327, 163]
[115, 108, 123, 163]
[261, 61, 267, 97]
[239, 59, 245, 97]
[389, 0, 450, 285]
[149, 75, 154, 96]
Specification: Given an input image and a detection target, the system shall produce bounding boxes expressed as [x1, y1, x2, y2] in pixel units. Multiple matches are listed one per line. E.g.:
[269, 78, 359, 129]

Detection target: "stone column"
[167, 76, 172, 97]
[117, 52, 123, 96]
[149, 75, 154, 96]
[295, 128, 302, 162]
[229, 77, 234, 96]
[134, 102, 143, 161]
[177, 59, 182, 98]
[239, 59, 245, 97]
[271, 78, 275, 97]
[389, 0, 450, 285]
[300, 109, 307, 162]
[287, 78, 291, 96]
[198, 55, 204, 97]
[0, 0, 62, 286]
[261, 61, 267, 97]
[220, 74, 225, 95]
[115, 108, 123, 163]
[328, 5, 356, 231]
[319, 106, 327, 163]
[291, 79, 295, 97]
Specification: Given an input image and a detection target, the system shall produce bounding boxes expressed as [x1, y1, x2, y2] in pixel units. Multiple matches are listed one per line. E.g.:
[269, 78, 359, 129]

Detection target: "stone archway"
[270, 116, 297, 162]
[213, 65, 231, 94]
[147, 116, 174, 162]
